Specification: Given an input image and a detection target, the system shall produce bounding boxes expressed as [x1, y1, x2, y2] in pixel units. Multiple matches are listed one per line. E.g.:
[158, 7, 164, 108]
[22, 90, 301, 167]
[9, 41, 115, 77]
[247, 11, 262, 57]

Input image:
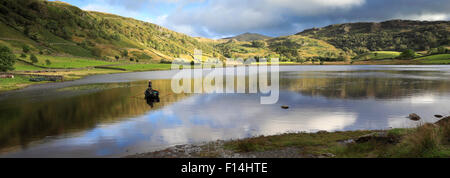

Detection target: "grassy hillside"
[216, 40, 273, 59]
[267, 35, 349, 62]
[216, 35, 349, 62]
[223, 32, 272, 42]
[0, 0, 218, 62]
[298, 20, 450, 54]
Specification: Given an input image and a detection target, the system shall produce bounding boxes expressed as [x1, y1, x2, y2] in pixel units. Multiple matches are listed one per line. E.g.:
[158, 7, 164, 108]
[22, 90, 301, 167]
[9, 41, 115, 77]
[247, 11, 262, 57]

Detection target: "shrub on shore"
[223, 117, 450, 158]
[384, 121, 449, 158]
[397, 49, 416, 60]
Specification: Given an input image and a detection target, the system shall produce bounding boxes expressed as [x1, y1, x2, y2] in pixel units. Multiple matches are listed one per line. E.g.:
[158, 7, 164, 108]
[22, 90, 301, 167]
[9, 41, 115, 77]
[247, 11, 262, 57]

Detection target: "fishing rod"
[129, 90, 145, 99]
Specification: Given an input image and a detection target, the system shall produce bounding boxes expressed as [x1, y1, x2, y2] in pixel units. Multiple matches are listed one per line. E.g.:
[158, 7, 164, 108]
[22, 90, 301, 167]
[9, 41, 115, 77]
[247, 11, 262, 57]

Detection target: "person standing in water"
[145, 80, 160, 107]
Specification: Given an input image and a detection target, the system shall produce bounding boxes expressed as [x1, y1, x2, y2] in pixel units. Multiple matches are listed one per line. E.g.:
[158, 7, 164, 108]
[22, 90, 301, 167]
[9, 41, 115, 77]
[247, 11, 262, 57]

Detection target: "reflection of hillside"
[282, 77, 450, 99]
[0, 79, 189, 152]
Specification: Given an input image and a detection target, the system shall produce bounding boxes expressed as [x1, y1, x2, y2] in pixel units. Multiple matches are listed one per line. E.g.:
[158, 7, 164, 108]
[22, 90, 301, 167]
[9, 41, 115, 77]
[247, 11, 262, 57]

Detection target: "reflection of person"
[144, 80, 160, 107]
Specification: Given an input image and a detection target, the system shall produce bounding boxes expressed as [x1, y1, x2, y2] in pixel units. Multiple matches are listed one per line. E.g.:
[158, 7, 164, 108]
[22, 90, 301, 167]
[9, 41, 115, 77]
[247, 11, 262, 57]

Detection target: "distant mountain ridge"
[297, 20, 450, 54]
[223, 32, 272, 41]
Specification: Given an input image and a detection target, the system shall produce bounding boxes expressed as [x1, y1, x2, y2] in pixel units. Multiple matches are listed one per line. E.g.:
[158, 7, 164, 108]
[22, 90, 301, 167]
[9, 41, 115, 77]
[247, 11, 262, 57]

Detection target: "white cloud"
[159, 0, 367, 37]
[266, 0, 365, 15]
[147, 15, 201, 36]
[398, 13, 449, 21]
[81, 3, 141, 18]
[82, 4, 112, 12]
[78, 0, 450, 38]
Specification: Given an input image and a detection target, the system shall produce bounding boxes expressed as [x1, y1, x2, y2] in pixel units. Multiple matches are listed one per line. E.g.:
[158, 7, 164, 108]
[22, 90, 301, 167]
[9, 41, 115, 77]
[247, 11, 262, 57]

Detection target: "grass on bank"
[0, 75, 47, 91]
[224, 120, 450, 158]
[0, 68, 124, 91]
[415, 54, 450, 64]
[29, 68, 126, 81]
[383, 123, 450, 157]
[250, 62, 296, 65]
[114, 63, 172, 71]
[352, 52, 450, 65]
[224, 130, 375, 153]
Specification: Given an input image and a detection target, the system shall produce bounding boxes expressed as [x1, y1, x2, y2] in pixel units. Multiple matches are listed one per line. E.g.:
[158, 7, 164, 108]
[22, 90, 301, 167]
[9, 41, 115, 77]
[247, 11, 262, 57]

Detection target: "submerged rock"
[281, 105, 289, 109]
[407, 113, 421, 121]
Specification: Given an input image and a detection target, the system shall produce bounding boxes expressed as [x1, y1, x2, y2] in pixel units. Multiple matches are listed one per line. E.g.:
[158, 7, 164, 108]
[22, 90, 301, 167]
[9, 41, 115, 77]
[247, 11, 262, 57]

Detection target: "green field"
[13, 61, 44, 71]
[356, 51, 401, 60]
[251, 62, 296, 65]
[115, 63, 172, 71]
[415, 54, 450, 64]
[17, 55, 115, 69]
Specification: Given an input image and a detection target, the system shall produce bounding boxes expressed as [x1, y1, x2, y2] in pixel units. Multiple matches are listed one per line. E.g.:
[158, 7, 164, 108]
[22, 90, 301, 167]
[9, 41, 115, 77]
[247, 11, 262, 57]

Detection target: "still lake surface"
[0, 65, 449, 157]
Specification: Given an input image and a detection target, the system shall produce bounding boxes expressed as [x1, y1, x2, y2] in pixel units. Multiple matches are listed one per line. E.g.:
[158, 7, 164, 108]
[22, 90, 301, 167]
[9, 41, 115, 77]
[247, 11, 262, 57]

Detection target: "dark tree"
[252, 40, 265, 48]
[122, 50, 128, 57]
[30, 54, 38, 63]
[397, 49, 416, 60]
[0, 46, 16, 72]
[22, 45, 30, 53]
[92, 48, 102, 57]
[437, 47, 447, 54]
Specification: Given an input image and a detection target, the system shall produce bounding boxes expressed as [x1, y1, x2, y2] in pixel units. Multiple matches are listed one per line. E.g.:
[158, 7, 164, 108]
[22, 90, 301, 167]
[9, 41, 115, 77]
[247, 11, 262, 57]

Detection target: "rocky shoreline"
[125, 130, 380, 158]
[127, 116, 449, 158]
[126, 140, 314, 158]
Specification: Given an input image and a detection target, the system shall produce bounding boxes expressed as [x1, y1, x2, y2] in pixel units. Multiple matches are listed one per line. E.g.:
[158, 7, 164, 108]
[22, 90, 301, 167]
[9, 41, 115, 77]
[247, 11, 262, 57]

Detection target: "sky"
[53, 0, 450, 39]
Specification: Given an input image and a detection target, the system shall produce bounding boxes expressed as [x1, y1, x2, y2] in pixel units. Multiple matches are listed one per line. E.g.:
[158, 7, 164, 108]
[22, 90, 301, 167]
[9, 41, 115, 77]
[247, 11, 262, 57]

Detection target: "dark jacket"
[145, 88, 159, 101]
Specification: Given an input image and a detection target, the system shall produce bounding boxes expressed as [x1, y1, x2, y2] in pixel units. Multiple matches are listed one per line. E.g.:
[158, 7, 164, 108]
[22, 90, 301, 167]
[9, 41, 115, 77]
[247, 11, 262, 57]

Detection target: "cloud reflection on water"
[2, 66, 450, 157]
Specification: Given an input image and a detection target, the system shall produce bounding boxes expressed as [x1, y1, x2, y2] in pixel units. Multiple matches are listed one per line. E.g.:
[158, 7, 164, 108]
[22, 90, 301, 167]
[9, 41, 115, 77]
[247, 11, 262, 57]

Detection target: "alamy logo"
[170, 50, 279, 104]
